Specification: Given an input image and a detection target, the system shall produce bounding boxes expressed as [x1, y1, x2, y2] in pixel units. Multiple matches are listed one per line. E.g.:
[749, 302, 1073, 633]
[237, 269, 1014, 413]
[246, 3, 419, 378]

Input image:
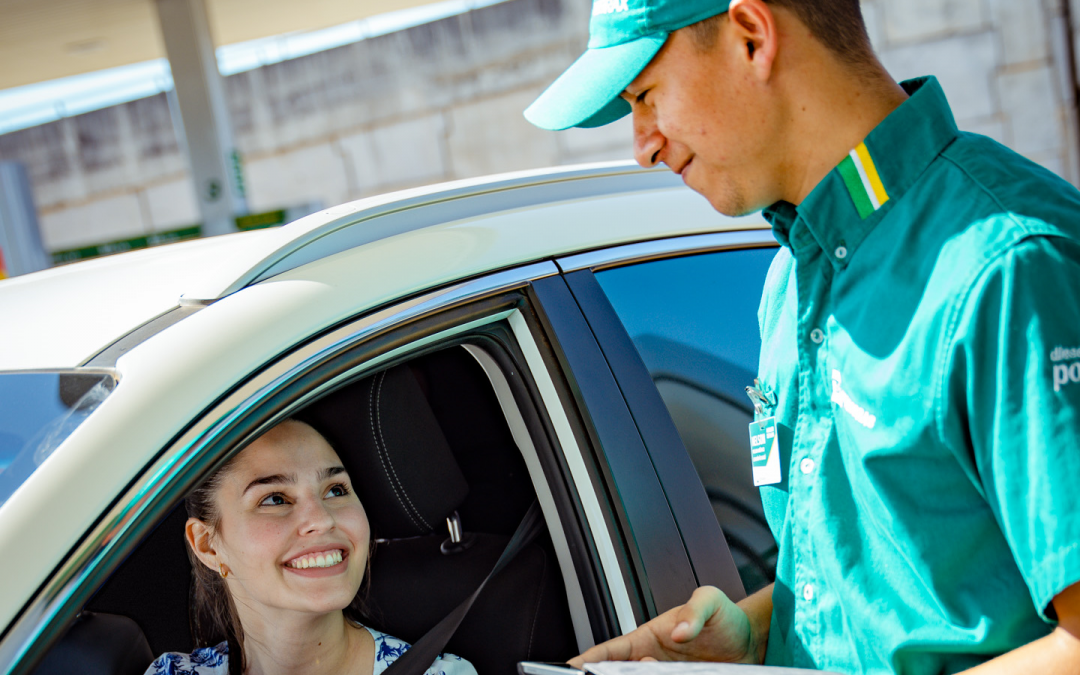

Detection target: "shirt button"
[810, 328, 825, 344]
[803, 583, 815, 601]
[835, 245, 848, 260]
[800, 457, 816, 474]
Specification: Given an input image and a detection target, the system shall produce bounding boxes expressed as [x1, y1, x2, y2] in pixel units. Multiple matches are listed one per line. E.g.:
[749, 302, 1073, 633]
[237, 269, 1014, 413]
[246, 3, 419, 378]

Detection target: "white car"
[0, 162, 782, 675]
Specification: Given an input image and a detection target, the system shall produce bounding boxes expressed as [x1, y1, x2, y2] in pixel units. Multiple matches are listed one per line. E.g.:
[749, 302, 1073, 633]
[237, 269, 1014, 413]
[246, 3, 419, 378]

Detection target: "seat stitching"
[527, 548, 547, 659]
[374, 371, 432, 530]
[370, 372, 422, 531]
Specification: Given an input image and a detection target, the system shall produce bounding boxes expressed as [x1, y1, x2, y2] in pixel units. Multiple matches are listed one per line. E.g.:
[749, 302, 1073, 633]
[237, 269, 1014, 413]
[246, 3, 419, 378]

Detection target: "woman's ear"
[186, 517, 221, 572]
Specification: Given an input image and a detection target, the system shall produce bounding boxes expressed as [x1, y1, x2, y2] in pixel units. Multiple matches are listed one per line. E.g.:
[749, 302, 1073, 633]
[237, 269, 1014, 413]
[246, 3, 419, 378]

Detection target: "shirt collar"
[764, 76, 960, 265]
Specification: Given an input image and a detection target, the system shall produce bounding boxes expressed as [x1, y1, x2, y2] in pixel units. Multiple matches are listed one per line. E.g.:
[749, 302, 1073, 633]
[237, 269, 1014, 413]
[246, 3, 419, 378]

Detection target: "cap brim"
[524, 34, 667, 131]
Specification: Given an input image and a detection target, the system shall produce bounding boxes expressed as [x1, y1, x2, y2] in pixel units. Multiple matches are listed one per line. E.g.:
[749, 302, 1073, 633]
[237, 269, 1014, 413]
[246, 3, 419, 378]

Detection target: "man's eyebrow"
[320, 466, 347, 481]
[243, 473, 296, 495]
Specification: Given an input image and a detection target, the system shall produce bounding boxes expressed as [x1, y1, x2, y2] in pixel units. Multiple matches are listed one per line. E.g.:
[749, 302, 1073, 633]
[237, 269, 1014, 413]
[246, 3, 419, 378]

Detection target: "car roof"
[0, 161, 767, 370]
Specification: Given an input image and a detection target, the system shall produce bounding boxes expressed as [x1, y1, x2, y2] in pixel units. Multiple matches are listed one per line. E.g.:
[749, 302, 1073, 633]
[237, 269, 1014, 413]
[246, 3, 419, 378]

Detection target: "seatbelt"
[382, 500, 544, 675]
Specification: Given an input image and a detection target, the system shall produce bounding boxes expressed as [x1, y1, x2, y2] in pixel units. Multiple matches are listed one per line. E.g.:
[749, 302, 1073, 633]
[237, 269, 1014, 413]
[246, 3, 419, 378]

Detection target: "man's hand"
[569, 584, 773, 668]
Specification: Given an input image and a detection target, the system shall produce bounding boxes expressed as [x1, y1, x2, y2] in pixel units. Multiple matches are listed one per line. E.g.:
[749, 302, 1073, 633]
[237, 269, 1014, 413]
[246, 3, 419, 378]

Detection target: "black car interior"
[34, 345, 578, 675]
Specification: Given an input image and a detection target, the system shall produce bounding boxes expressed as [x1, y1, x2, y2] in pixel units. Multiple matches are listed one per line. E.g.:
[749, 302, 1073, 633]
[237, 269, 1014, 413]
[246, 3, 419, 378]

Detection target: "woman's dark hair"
[185, 419, 372, 675]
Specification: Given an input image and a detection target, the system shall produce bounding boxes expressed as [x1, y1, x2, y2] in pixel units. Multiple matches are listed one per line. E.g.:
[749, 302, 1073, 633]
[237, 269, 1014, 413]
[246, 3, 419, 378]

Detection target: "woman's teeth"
[287, 550, 344, 569]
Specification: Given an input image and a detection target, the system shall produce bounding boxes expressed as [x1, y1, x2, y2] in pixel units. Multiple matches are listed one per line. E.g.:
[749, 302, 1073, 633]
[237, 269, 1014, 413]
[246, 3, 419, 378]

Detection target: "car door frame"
[552, 229, 781, 609]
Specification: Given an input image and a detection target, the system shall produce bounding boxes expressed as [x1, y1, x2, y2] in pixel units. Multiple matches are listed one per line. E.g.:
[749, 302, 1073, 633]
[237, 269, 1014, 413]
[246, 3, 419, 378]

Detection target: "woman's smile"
[284, 547, 348, 574]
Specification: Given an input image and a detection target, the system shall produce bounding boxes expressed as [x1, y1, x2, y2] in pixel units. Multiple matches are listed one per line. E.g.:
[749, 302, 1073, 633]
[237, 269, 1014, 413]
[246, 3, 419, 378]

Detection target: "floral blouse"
[143, 626, 477, 675]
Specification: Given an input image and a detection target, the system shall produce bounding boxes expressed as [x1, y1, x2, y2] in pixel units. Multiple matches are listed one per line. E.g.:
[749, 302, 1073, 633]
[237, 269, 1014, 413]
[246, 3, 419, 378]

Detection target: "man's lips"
[675, 157, 693, 176]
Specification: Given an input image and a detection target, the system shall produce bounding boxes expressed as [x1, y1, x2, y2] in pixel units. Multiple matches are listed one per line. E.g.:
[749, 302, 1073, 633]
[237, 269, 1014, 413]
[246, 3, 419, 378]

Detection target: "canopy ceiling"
[0, 0, 442, 90]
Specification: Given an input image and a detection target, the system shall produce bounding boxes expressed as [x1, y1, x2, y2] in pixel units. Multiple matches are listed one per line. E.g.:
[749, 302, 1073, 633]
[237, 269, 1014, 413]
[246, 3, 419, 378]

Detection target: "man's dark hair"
[688, 0, 876, 69]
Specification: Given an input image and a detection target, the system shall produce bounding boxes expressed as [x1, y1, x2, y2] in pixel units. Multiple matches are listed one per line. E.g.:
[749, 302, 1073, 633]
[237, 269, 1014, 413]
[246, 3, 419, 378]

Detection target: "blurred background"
[0, 0, 1076, 274]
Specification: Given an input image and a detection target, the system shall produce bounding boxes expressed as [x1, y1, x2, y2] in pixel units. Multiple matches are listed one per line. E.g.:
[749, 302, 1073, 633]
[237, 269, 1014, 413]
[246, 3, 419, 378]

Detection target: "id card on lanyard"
[746, 380, 781, 485]
[749, 416, 781, 486]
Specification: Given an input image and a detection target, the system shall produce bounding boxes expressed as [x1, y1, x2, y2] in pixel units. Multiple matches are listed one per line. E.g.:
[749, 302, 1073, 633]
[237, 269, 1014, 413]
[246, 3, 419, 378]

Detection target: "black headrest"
[301, 364, 469, 538]
[32, 611, 153, 675]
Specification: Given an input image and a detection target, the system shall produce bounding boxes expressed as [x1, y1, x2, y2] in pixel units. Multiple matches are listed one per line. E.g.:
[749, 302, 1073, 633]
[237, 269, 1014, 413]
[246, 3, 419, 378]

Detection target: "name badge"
[749, 416, 781, 486]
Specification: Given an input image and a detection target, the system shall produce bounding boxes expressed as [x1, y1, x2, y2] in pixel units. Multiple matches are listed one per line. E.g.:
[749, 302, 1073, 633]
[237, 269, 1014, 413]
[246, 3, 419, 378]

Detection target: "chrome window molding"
[507, 311, 640, 635]
[556, 229, 777, 273]
[463, 343, 594, 651]
[0, 261, 558, 675]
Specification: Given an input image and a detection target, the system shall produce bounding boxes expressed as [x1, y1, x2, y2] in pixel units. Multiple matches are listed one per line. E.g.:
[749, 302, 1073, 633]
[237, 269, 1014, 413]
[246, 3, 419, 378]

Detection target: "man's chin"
[704, 191, 750, 218]
[685, 177, 756, 217]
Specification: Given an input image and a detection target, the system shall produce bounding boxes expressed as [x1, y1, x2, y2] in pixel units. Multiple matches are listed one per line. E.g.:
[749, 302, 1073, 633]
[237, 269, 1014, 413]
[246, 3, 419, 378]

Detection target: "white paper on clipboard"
[583, 663, 840, 675]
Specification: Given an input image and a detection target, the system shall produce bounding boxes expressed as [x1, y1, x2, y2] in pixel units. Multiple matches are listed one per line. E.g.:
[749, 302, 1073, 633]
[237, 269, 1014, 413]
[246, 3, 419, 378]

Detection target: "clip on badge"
[749, 416, 781, 485]
[746, 381, 780, 485]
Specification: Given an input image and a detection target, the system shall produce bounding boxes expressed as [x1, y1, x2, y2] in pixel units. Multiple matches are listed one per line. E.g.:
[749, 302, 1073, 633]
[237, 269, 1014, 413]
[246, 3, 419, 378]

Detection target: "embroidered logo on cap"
[593, 0, 630, 15]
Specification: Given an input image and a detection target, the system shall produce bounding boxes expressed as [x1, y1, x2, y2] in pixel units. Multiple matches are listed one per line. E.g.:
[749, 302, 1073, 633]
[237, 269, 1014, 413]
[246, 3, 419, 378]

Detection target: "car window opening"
[35, 345, 579, 675]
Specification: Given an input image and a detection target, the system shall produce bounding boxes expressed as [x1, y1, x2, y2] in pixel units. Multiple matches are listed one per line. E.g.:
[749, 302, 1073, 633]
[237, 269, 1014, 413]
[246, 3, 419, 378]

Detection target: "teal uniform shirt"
[756, 76, 1080, 674]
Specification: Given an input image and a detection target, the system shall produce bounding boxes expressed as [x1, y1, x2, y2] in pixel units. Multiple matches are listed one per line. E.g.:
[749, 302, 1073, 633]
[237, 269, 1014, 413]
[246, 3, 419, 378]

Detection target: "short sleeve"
[941, 233, 1080, 619]
[144, 643, 228, 674]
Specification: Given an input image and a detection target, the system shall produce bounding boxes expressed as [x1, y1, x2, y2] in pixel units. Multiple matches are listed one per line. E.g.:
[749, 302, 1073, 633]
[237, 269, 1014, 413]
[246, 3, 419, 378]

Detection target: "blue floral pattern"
[143, 627, 476, 675]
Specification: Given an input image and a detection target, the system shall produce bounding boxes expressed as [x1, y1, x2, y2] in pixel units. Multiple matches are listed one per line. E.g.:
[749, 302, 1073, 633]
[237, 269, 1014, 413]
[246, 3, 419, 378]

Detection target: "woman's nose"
[298, 498, 335, 534]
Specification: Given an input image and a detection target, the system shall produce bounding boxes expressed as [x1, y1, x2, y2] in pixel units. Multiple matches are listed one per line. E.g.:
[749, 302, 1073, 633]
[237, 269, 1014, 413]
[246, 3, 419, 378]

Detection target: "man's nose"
[632, 111, 664, 168]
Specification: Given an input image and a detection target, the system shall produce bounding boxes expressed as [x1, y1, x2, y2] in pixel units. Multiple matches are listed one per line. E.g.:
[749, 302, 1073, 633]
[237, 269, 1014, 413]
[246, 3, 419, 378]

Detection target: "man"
[524, 0, 1080, 673]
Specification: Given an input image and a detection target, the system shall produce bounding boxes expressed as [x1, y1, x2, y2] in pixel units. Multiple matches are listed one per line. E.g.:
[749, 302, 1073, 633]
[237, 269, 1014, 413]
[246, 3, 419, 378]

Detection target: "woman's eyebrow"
[320, 466, 346, 480]
[243, 473, 296, 495]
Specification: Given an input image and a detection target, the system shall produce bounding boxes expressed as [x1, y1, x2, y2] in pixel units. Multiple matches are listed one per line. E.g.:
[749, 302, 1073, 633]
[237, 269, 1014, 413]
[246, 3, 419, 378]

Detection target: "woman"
[145, 419, 476, 675]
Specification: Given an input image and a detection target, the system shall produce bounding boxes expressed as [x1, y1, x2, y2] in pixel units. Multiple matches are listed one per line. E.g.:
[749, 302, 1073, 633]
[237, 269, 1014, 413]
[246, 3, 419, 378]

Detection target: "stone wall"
[1, 0, 1077, 253]
[866, 0, 1078, 179]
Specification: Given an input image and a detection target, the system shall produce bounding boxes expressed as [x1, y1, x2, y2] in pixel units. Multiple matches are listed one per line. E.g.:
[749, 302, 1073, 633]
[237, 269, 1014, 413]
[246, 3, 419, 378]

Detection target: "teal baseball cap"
[524, 0, 731, 131]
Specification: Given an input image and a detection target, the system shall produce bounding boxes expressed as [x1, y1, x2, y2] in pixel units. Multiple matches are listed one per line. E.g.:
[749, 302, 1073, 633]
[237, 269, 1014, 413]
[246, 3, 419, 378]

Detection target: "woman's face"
[193, 421, 370, 617]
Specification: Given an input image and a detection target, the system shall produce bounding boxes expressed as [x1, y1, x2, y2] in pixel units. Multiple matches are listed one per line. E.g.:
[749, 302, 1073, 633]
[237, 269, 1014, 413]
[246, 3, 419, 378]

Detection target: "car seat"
[300, 352, 577, 674]
[30, 611, 153, 675]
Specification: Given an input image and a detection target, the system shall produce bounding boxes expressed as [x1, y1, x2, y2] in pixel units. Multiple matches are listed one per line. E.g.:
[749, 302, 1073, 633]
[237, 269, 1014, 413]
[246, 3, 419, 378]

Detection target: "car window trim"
[528, 275, 699, 619]
[563, 269, 747, 602]
[502, 313, 641, 636]
[556, 229, 776, 273]
[463, 343, 597, 650]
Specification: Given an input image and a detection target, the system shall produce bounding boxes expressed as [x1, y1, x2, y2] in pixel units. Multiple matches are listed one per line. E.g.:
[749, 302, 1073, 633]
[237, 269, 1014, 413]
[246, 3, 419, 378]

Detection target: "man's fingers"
[570, 587, 733, 666]
[671, 586, 726, 643]
[568, 633, 638, 668]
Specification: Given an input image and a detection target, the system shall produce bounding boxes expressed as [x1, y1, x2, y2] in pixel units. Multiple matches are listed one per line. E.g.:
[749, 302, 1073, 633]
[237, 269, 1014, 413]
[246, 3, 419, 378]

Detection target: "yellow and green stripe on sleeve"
[838, 142, 890, 219]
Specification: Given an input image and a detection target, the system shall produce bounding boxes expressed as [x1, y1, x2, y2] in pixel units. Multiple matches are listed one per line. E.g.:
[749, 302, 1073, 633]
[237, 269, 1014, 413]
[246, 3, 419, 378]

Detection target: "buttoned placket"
[785, 219, 837, 667]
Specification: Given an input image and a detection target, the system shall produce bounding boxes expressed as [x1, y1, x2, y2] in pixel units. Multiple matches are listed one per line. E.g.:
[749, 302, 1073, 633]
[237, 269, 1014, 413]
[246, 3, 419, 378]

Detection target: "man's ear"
[727, 0, 779, 81]
[186, 517, 221, 572]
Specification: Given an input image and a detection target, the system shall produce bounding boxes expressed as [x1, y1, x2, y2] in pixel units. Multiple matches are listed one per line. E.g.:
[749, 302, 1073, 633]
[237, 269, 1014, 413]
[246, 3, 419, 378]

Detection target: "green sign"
[235, 209, 286, 231]
[50, 208, 292, 264]
[231, 150, 247, 200]
[52, 226, 203, 264]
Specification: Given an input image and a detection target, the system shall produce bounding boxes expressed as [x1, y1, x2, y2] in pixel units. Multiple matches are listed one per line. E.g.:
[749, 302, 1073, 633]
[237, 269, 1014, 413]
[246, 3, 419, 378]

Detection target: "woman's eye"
[259, 493, 288, 506]
[325, 483, 350, 498]
[636, 89, 650, 105]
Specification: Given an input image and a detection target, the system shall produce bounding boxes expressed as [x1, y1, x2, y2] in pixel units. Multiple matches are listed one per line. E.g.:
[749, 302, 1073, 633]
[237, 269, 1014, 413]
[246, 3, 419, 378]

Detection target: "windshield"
[0, 370, 117, 507]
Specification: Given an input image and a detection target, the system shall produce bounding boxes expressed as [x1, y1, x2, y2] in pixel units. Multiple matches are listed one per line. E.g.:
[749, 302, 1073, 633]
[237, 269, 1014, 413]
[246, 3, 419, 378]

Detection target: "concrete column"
[154, 0, 247, 236]
[0, 162, 50, 278]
